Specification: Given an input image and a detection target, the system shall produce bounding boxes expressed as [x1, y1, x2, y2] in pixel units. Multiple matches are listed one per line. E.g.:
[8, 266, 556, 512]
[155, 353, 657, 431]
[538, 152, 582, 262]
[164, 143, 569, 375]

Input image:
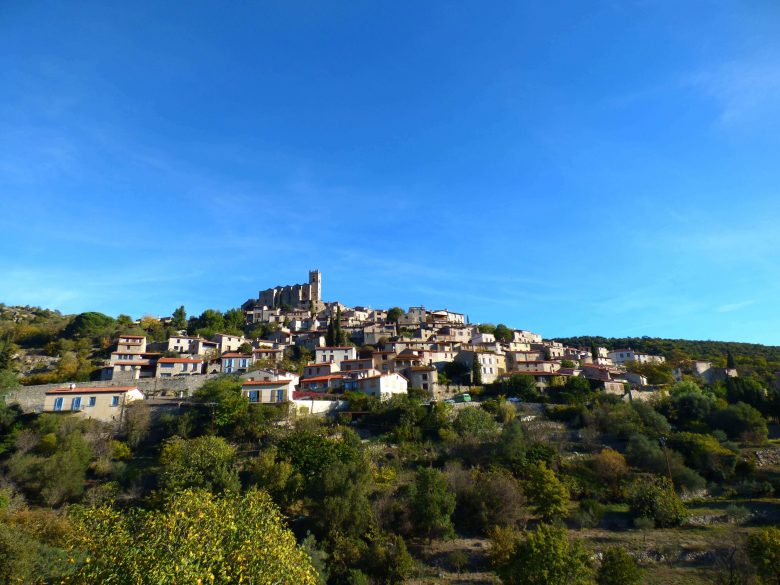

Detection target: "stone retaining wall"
[2, 374, 221, 412]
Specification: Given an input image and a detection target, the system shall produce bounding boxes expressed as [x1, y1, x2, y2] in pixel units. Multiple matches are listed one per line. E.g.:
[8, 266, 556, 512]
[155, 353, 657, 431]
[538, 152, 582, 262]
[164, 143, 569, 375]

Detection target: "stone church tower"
[309, 269, 322, 305]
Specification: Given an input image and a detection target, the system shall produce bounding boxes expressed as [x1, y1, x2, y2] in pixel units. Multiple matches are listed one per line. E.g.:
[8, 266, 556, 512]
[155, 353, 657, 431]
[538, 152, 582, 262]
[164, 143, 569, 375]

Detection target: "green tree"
[7, 430, 93, 506]
[191, 376, 248, 434]
[524, 464, 570, 522]
[326, 316, 336, 347]
[411, 468, 456, 541]
[313, 459, 374, 540]
[159, 435, 239, 494]
[494, 324, 514, 343]
[711, 402, 768, 443]
[0, 337, 16, 371]
[223, 308, 246, 334]
[453, 407, 499, 440]
[596, 546, 642, 585]
[746, 527, 780, 585]
[471, 356, 483, 386]
[63, 312, 115, 339]
[496, 523, 592, 585]
[65, 488, 318, 584]
[496, 374, 540, 401]
[628, 476, 686, 528]
[122, 401, 151, 449]
[385, 307, 402, 324]
[171, 305, 187, 330]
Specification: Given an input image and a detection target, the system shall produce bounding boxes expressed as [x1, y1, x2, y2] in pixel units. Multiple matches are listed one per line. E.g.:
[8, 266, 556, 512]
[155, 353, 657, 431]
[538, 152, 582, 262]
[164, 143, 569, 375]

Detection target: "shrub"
[495, 524, 593, 585]
[596, 546, 642, 585]
[65, 489, 319, 584]
[628, 477, 686, 528]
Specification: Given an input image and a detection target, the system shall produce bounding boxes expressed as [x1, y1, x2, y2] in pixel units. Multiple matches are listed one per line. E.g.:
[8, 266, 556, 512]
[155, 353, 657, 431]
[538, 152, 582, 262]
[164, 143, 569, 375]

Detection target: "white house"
[315, 346, 357, 367]
[355, 372, 408, 401]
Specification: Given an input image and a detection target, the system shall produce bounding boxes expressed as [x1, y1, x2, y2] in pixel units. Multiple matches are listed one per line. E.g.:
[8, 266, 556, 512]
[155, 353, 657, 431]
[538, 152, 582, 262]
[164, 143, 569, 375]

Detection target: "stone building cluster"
[45, 270, 688, 421]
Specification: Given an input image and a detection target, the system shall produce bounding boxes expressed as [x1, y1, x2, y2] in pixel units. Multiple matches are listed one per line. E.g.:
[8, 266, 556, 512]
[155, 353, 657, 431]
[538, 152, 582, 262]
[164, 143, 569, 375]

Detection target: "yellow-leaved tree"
[64, 488, 318, 584]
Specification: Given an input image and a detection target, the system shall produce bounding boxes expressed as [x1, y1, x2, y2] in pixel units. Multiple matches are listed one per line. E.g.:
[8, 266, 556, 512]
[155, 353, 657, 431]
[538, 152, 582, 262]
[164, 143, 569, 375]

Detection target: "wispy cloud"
[717, 299, 756, 313]
[690, 56, 780, 126]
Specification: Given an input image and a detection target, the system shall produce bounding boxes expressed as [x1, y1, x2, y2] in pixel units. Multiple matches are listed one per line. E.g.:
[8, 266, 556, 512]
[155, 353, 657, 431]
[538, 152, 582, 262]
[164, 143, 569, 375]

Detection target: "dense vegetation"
[1, 370, 779, 583]
[554, 335, 780, 386]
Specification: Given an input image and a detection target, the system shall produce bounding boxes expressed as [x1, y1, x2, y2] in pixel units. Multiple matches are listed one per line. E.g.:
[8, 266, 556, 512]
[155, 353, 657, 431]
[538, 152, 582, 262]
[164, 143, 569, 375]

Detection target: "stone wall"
[2, 374, 221, 413]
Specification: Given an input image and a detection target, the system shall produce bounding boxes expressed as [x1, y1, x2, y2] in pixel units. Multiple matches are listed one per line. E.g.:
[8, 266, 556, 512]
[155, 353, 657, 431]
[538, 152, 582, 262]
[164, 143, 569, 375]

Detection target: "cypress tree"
[326, 316, 336, 347]
[471, 355, 483, 386]
[726, 350, 736, 369]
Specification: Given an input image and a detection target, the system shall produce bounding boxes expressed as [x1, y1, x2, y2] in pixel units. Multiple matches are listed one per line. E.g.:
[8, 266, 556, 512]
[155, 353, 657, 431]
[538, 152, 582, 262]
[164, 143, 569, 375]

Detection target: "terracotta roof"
[158, 357, 203, 364]
[253, 348, 282, 353]
[113, 360, 150, 366]
[46, 386, 138, 395]
[301, 374, 345, 383]
[242, 379, 293, 386]
[119, 335, 145, 339]
[221, 353, 249, 358]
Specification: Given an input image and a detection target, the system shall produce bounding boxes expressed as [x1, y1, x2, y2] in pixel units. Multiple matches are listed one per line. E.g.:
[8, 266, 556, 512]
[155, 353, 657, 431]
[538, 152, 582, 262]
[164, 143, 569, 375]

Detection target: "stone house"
[156, 357, 204, 377]
[43, 385, 144, 423]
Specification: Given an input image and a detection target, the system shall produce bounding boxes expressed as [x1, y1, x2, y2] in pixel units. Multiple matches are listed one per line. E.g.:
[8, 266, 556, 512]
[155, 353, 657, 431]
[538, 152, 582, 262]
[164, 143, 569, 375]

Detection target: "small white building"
[608, 349, 666, 366]
[355, 372, 408, 401]
[315, 346, 357, 367]
[213, 333, 246, 354]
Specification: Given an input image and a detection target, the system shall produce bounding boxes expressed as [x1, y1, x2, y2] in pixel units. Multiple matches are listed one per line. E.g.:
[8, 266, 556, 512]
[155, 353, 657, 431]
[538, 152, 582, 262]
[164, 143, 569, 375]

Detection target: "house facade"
[43, 385, 144, 423]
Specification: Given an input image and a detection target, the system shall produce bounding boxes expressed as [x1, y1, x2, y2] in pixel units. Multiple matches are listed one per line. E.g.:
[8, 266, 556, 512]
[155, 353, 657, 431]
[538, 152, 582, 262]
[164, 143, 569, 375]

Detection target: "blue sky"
[2, 1, 780, 344]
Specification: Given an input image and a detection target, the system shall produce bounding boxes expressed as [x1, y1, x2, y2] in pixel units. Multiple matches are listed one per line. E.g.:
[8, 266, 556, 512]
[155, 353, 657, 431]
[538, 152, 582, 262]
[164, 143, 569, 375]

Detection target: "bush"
[596, 546, 642, 585]
[572, 499, 605, 529]
[711, 402, 768, 443]
[627, 476, 686, 528]
[495, 524, 593, 585]
[65, 489, 319, 584]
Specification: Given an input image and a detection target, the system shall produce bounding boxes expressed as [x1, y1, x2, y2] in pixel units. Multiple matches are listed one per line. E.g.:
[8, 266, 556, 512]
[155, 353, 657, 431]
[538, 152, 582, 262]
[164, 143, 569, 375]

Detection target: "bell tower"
[308, 269, 322, 306]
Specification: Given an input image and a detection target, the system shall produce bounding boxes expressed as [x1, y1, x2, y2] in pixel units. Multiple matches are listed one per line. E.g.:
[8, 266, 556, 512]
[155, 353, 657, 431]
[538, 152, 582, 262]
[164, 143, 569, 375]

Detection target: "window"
[53, 397, 63, 411]
[88, 397, 96, 407]
[71, 397, 82, 411]
[276, 389, 284, 402]
[248, 391, 259, 403]
[111, 396, 120, 407]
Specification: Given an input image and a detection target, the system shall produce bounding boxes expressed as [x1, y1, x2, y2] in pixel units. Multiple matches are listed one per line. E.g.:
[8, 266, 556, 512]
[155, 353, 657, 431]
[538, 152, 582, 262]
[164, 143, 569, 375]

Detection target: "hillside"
[553, 335, 780, 384]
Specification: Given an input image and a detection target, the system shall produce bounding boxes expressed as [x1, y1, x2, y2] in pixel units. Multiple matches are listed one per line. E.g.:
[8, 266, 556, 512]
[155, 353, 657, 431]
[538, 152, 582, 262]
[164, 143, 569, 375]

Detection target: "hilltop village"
[2, 272, 779, 585]
[33, 270, 740, 421]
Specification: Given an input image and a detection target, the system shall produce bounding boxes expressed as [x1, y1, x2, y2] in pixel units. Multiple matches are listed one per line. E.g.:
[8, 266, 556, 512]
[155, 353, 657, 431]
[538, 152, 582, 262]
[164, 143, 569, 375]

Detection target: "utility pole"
[659, 436, 674, 486]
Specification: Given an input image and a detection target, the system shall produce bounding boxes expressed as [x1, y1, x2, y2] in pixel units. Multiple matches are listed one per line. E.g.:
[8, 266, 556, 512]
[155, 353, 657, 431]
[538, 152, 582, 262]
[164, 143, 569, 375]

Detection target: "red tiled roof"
[114, 360, 150, 366]
[46, 386, 138, 395]
[243, 379, 292, 387]
[119, 335, 145, 339]
[221, 353, 249, 358]
[301, 374, 345, 383]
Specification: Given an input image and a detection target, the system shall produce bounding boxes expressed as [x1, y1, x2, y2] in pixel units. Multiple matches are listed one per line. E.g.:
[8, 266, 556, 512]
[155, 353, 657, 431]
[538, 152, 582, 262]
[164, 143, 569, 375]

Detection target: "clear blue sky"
[2, 1, 780, 344]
